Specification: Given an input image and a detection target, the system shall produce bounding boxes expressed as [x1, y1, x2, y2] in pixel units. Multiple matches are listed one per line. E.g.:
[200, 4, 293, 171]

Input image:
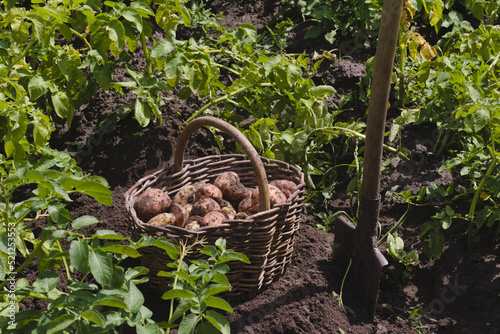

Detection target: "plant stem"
[69, 28, 93, 51]
[7, 38, 36, 72]
[467, 144, 498, 249]
[338, 258, 352, 308]
[212, 63, 241, 76]
[185, 83, 272, 123]
[318, 127, 410, 160]
[57, 240, 71, 279]
[378, 204, 411, 245]
[398, 38, 406, 107]
[140, 32, 152, 77]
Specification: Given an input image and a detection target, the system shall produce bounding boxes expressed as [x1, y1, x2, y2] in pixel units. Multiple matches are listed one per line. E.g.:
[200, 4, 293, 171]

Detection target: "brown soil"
[28, 1, 500, 333]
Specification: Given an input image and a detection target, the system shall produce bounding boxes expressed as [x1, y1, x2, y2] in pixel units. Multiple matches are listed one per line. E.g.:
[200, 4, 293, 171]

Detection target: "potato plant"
[379, 0, 500, 259]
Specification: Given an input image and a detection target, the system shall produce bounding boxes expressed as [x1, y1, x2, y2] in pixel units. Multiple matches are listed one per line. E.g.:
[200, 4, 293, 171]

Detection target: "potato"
[146, 212, 176, 227]
[220, 199, 237, 216]
[195, 184, 223, 203]
[214, 171, 240, 189]
[270, 179, 297, 199]
[214, 172, 251, 204]
[169, 203, 189, 228]
[172, 185, 197, 205]
[191, 197, 221, 217]
[238, 196, 253, 213]
[134, 188, 172, 222]
[202, 210, 228, 227]
[185, 215, 203, 231]
[234, 212, 248, 219]
[250, 184, 287, 211]
[183, 203, 193, 216]
[185, 221, 201, 231]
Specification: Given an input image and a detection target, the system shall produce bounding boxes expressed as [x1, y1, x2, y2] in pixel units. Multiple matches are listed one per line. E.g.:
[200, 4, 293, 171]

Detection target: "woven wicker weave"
[124, 117, 305, 298]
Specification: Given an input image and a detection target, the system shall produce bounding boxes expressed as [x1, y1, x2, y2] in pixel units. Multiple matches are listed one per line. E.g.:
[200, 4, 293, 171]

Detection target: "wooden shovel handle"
[173, 117, 271, 212]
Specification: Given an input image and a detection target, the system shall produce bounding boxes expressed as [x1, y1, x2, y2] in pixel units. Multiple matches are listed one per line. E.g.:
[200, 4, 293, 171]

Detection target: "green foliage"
[390, 0, 500, 256]
[280, 0, 382, 47]
[386, 232, 419, 267]
[156, 238, 249, 334]
[0, 220, 161, 333]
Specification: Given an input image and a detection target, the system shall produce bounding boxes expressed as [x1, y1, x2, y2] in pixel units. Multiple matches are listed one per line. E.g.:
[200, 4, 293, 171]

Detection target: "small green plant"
[156, 237, 250, 334]
[386, 232, 419, 267]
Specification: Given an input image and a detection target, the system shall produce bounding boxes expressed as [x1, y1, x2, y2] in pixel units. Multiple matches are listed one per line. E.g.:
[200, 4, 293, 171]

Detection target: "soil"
[23, 1, 500, 333]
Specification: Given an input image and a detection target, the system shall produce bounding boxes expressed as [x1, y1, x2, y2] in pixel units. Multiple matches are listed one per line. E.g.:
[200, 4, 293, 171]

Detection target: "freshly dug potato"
[214, 171, 240, 189]
[214, 172, 251, 204]
[193, 181, 207, 190]
[172, 185, 197, 205]
[185, 215, 203, 231]
[195, 184, 223, 203]
[250, 184, 287, 212]
[220, 199, 237, 217]
[238, 196, 253, 213]
[202, 210, 229, 227]
[270, 179, 297, 199]
[169, 203, 189, 228]
[182, 203, 193, 216]
[147, 212, 177, 227]
[191, 197, 221, 217]
[134, 188, 172, 222]
[185, 221, 201, 231]
[234, 212, 248, 219]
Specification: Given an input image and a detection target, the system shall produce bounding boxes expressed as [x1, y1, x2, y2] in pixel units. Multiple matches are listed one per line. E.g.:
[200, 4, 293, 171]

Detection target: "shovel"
[332, 0, 404, 322]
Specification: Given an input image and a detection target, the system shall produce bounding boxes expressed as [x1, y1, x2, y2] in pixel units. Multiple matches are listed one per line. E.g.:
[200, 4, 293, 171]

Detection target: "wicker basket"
[124, 117, 305, 299]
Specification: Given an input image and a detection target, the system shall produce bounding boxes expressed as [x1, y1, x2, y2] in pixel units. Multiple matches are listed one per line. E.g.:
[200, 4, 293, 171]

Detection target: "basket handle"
[173, 117, 271, 212]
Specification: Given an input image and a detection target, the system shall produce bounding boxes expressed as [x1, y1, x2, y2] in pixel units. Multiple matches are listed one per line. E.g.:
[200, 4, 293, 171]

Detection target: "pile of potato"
[133, 171, 296, 231]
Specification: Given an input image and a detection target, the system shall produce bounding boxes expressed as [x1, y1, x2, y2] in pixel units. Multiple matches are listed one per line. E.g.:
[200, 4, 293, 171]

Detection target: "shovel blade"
[332, 214, 388, 322]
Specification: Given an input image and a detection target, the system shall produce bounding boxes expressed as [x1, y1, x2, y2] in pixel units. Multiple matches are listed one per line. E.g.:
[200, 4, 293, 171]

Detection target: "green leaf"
[121, 7, 143, 32]
[247, 126, 264, 150]
[309, 85, 336, 97]
[135, 99, 151, 127]
[72, 215, 100, 230]
[154, 238, 179, 260]
[93, 297, 128, 309]
[94, 230, 129, 240]
[178, 313, 199, 334]
[88, 248, 113, 287]
[75, 181, 113, 206]
[48, 202, 72, 226]
[161, 289, 196, 300]
[33, 271, 60, 292]
[304, 25, 323, 39]
[28, 75, 49, 101]
[423, 230, 445, 259]
[203, 310, 231, 334]
[107, 18, 126, 50]
[151, 40, 175, 58]
[33, 112, 51, 147]
[90, 27, 111, 60]
[47, 314, 76, 334]
[169, 300, 192, 323]
[472, 108, 490, 133]
[93, 64, 112, 91]
[99, 244, 141, 258]
[81, 309, 106, 328]
[239, 23, 257, 42]
[204, 296, 233, 313]
[69, 239, 89, 273]
[51, 91, 72, 119]
[124, 280, 144, 313]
